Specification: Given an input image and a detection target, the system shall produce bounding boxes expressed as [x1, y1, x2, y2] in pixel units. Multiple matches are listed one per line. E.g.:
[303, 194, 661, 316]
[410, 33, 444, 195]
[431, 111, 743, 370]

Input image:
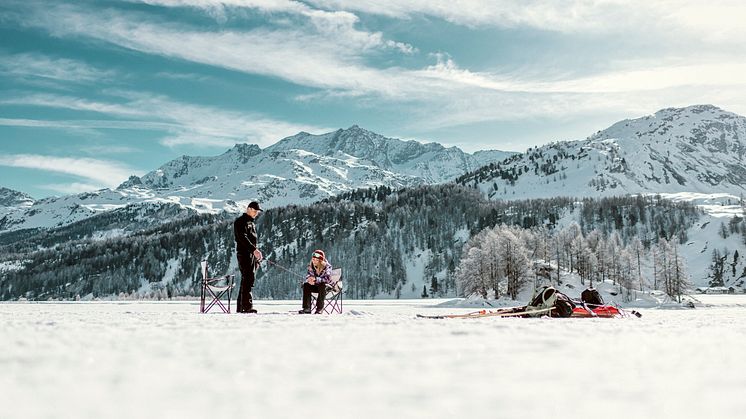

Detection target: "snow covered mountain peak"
[589, 104, 744, 145]
[270, 125, 414, 158]
[224, 143, 263, 163]
[269, 125, 512, 183]
[461, 105, 746, 200]
[656, 104, 729, 118]
[0, 187, 34, 208]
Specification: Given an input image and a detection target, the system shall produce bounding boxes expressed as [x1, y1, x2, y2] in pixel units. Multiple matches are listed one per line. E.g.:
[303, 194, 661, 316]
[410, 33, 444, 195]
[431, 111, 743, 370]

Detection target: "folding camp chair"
[199, 260, 235, 313]
[310, 268, 343, 314]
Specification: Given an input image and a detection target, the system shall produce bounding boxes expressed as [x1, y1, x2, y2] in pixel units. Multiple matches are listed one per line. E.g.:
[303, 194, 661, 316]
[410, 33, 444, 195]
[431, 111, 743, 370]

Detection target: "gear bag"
[581, 288, 604, 306]
[527, 286, 575, 318]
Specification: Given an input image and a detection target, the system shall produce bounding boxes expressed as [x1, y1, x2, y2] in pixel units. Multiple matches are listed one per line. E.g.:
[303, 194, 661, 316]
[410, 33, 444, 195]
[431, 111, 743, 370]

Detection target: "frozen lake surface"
[2, 296, 745, 419]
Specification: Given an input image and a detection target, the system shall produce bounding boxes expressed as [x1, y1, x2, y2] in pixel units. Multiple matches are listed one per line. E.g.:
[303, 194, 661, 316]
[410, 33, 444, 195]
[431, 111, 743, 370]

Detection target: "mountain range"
[0, 126, 512, 233]
[5, 105, 746, 234]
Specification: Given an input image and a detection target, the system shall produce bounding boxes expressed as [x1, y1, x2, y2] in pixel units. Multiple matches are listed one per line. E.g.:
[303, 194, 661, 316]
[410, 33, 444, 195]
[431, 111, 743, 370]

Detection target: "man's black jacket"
[234, 213, 258, 255]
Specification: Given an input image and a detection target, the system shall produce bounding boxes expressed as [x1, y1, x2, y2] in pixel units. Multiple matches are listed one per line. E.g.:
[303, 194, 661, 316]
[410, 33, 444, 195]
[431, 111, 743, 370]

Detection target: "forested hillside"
[0, 184, 702, 301]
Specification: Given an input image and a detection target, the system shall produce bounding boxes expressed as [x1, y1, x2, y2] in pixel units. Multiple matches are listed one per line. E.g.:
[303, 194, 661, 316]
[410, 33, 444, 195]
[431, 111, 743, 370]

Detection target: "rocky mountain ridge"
[459, 105, 746, 199]
[0, 126, 513, 233]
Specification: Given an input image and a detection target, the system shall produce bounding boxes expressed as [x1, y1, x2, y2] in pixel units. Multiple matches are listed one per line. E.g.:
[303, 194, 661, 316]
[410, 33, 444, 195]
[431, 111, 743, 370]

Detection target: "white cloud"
[5, 0, 746, 140]
[132, 0, 415, 55]
[80, 145, 141, 155]
[417, 55, 746, 94]
[1, 91, 332, 148]
[396, 53, 746, 130]
[1, 94, 146, 117]
[663, 1, 746, 43]
[531, 62, 746, 94]
[0, 117, 176, 131]
[305, 0, 638, 32]
[109, 90, 334, 147]
[25, 3, 744, 110]
[17, 3, 416, 98]
[131, 0, 310, 16]
[0, 52, 116, 83]
[306, 0, 746, 41]
[39, 182, 108, 195]
[154, 71, 212, 82]
[0, 154, 140, 189]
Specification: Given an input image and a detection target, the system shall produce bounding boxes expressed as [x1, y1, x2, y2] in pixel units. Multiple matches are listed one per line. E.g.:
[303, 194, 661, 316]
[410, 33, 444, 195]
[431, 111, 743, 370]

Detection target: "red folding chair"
[199, 260, 235, 314]
[310, 268, 343, 314]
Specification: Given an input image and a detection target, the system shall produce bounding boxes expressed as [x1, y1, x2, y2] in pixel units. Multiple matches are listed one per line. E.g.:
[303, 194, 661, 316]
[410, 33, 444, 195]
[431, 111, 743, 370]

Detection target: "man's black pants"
[302, 282, 327, 313]
[237, 254, 257, 313]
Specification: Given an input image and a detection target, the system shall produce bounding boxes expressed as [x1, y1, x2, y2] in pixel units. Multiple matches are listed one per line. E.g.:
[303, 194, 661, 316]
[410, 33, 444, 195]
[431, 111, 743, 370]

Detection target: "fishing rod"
[262, 257, 306, 281]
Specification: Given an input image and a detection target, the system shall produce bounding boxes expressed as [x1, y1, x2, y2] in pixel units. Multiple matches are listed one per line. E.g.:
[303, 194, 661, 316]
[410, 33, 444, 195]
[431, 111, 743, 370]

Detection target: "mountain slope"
[459, 105, 746, 199]
[0, 186, 706, 301]
[0, 126, 514, 234]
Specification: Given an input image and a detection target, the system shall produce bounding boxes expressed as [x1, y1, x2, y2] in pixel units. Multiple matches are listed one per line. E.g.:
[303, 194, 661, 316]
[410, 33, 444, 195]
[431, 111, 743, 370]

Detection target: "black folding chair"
[310, 268, 343, 314]
[199, 260, 235, 314]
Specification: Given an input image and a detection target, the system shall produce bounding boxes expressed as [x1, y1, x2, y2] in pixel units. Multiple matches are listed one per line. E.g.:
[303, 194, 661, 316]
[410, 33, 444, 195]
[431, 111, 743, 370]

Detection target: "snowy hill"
[0, 126, 513, 233]
[460, 105, 746, 199]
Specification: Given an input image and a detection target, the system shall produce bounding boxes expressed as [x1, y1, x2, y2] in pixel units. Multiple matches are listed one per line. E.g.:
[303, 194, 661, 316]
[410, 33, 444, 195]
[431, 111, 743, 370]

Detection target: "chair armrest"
[204, 275, 234, 285]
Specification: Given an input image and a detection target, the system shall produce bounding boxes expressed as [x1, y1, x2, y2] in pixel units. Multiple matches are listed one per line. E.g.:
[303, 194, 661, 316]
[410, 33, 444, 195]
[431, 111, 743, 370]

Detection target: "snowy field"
[2, 296, 745, 419]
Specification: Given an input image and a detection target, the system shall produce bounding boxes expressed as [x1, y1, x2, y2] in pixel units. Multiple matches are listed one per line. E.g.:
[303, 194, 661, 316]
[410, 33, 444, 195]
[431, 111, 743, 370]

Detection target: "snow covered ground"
[2, 297, 745, 419]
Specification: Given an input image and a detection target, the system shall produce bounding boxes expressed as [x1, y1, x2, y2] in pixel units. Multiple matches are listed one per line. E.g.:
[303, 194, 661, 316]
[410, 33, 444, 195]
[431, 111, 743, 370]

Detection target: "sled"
[571, 305, 641, 318]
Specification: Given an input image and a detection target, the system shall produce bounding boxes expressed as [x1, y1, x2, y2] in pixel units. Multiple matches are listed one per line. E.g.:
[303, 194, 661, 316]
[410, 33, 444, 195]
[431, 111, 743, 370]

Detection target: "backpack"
[581, 288, 604, 306]
[527, 286, 575, 318]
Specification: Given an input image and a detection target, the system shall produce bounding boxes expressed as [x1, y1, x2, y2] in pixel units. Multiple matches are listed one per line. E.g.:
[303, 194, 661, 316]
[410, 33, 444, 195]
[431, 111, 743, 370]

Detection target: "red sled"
[571, 305, 623, 318]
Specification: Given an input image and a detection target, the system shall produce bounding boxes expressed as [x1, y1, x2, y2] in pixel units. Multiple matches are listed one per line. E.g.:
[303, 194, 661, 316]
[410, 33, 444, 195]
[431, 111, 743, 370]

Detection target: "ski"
[416, 307, 554, 319]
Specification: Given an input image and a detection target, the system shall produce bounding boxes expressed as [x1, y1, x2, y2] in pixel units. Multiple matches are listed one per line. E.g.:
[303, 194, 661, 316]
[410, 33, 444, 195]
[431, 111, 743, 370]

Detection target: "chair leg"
[204, 289, 230, 314]
[227, 286, 232, 314]
[307, 292, 343, 314]
[321, 294, 342, 314]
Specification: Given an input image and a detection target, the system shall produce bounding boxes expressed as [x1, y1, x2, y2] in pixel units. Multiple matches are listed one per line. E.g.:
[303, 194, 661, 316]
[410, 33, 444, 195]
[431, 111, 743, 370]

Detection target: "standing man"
[234, 201, 263, 313]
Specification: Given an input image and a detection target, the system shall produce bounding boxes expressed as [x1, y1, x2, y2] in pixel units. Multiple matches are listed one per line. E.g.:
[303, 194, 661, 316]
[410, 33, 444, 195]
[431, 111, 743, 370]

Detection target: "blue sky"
[2, 0, 746, 198]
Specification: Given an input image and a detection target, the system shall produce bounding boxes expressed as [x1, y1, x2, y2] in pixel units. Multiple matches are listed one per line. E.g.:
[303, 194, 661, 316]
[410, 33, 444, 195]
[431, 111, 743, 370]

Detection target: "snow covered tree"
[456, 246, 489, 299]
[709, 249, 725, 287]
[655, 238, 690, 301]
[719, 222, 729, 239]
[500, 227, 530, 300]
[667, 245, 690, 302]
[456, 225, 530, 300]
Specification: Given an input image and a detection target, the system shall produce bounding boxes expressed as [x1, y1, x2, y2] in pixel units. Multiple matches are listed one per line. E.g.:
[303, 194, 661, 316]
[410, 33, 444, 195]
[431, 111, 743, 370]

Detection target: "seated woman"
[299, 249, 333, 314]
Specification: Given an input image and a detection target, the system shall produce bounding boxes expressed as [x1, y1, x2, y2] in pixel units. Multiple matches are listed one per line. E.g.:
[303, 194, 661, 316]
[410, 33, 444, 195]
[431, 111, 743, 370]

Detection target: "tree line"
[0, 185, 701, 301]
[456, 222, 691, 302]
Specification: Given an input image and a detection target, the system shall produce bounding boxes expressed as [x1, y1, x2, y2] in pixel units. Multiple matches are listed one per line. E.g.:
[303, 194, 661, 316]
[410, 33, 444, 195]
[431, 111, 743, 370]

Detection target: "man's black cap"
[248, 201, 262, 211]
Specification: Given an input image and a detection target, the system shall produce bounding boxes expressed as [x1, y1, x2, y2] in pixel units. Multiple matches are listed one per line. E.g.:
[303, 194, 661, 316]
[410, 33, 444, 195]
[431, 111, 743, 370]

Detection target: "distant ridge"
[0, 126, 513, 233]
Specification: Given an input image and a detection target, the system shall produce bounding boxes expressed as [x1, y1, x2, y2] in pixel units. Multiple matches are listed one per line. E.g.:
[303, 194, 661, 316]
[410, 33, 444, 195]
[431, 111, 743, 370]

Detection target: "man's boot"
[246, 291, 257, 313]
